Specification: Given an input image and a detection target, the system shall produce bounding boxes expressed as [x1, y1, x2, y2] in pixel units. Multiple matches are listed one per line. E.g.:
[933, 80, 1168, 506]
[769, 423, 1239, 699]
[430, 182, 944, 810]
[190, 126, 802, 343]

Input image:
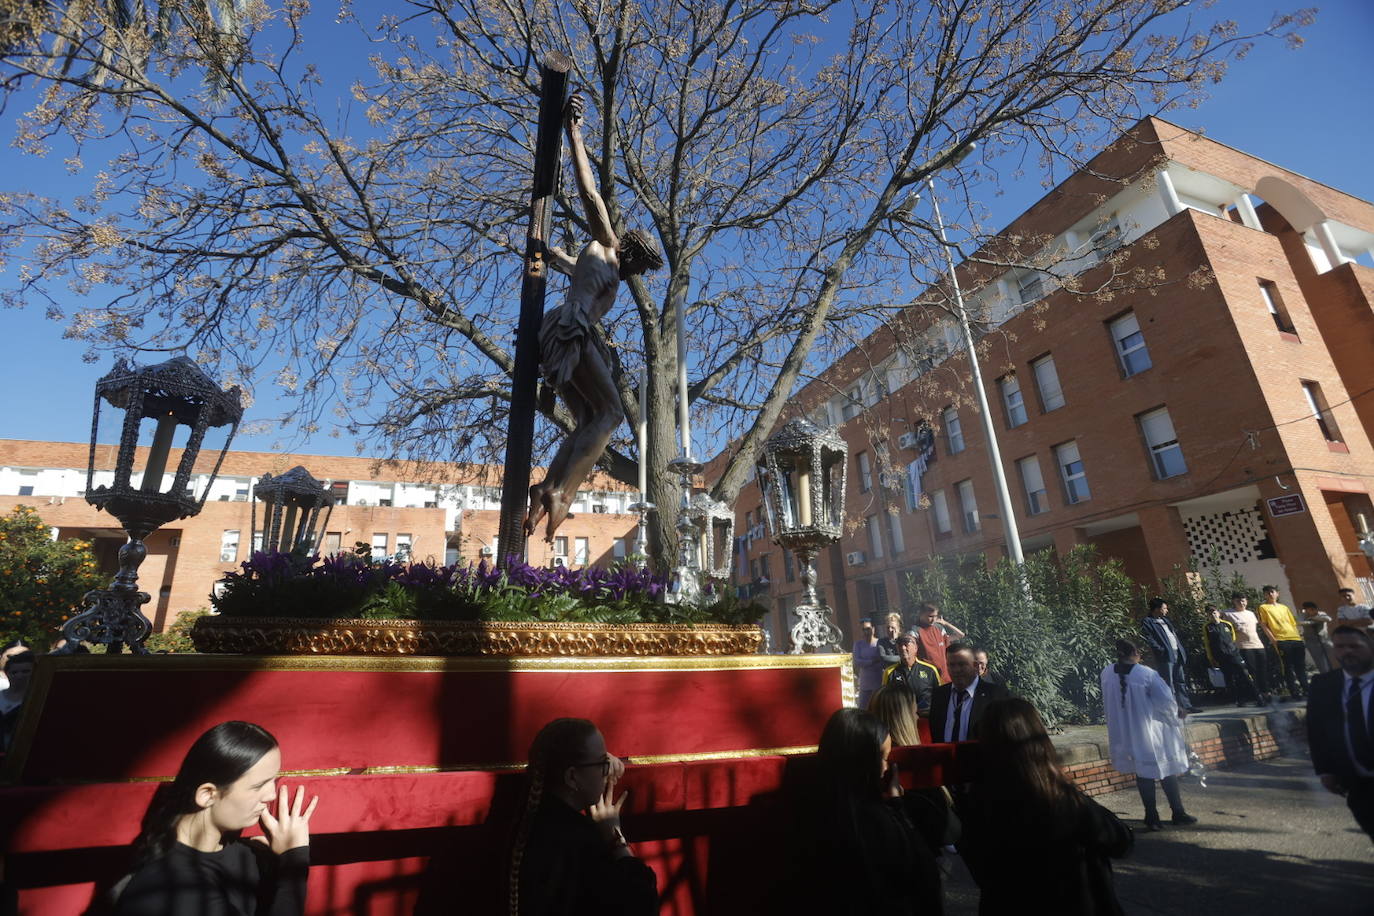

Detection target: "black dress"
[113, 841, 309, 916]
[516, 798, 658, 916]
[960, 788, 1133, 916]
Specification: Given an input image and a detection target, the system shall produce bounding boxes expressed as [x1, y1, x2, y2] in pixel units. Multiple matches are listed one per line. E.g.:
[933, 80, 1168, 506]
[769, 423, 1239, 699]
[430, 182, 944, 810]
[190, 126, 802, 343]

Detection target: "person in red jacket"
[912, 603, 965, 682]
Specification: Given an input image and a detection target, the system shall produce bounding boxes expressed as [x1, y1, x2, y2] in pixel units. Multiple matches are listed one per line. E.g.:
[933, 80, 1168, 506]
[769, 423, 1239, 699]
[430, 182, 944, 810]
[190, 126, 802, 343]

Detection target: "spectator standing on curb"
[1307, 625, 1374, 842]
[1102, 639, 1197, 832]
[1299, 602, 1334, 675]
[1224, 593, 1273, 706]
[1203, 606, 1259, 707]
[1257, 586, 1307, 701]
[972, 648, 1004, 687]
[883, 635, 941, 714]
[912, 603, 965, 683]
[853, 618, 886, 710]
[876, 612, 903, 668]
[1141, 598, 1196, 712]
[1336, 587, 1373, 630]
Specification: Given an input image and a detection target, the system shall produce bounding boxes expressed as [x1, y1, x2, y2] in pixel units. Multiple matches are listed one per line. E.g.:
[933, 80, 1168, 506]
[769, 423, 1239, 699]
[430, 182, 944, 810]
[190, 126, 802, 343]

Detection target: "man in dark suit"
[929, 642, 1011, 744]
[1142, 597, 1197, 712]
[1308, 624, 1374, 841]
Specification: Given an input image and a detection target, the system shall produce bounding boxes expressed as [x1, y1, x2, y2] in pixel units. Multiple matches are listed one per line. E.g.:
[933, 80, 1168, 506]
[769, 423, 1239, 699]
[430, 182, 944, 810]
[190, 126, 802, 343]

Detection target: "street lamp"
[252, 466, 335, 553]
[921, 143, 1025, 565]
[60, 356, 243, 653]
[757, 417, 848, 653]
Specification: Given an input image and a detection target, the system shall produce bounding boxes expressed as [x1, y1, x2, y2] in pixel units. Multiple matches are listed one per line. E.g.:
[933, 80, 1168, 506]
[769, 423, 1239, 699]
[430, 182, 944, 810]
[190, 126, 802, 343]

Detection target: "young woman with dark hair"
[960, 698, 1133, 915]
[791, 707, 943, 915]
[507, 718, 656, 916]
[1103, 639, 1196, 831]
[114, 721, 318, 915]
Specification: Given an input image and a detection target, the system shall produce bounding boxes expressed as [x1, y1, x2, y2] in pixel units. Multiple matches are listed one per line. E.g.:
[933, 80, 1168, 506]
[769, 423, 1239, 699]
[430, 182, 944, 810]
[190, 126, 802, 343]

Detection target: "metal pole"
[928, 179, 1025, 565]
[496, 53, 572, 568]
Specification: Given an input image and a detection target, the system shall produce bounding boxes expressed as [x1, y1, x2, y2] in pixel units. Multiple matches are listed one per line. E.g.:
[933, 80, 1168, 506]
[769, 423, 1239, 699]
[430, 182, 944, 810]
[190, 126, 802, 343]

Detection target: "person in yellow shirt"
[1257, 585, 1307, 701]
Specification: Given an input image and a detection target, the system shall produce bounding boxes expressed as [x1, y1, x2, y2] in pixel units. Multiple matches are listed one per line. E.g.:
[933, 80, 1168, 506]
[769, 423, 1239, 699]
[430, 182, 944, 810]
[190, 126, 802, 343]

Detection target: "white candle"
[675, 303, 691, 460]
[141, 413, 178, 493]
[796, 469, 813, 527]
[638, 367, 648, 497]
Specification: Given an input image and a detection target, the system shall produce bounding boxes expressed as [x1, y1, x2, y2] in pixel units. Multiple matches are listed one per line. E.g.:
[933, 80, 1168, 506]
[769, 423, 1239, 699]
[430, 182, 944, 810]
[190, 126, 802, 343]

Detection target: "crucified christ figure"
[525, 94, 663, 542]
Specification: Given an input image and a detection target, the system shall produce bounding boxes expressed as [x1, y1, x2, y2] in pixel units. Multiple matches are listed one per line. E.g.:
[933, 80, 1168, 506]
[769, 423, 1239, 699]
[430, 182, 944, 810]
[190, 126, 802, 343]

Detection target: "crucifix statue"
[524, 94, 663, 542]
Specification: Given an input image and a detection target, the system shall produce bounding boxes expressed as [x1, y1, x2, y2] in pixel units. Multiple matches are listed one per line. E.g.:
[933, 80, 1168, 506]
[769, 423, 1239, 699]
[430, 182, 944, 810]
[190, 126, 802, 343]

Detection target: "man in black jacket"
[1142, 597, 1197, 712]
[1307, 625, 1374, 841]
[929, 642, 1010, 743]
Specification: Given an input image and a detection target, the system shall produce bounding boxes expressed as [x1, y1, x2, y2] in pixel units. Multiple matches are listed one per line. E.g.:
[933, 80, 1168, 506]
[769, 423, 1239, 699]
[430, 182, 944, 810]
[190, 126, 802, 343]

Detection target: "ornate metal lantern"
[756, 417, 848, 653]
[688, 492, 735, 580]
[59, 356, 243, 654]
[252, 466, 334, 554]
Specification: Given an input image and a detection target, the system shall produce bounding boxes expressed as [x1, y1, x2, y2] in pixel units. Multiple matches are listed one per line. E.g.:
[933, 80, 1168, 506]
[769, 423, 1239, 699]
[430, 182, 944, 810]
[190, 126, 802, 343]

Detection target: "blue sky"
[1, 0, 1369, 459]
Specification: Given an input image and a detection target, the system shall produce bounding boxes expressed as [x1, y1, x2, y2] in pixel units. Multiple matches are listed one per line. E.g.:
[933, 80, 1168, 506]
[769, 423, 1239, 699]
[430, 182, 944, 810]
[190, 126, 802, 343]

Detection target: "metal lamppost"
[252, 466, 334, 554]
[920, 143, 1025, 565]
[757, 417, 848, 653]
[688, 492, 735, 582]
[59, 356, 243, 654]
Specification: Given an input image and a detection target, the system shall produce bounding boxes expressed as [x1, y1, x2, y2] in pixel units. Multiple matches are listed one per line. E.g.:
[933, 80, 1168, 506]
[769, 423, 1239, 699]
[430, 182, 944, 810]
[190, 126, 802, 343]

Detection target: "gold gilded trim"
[37, 745, 821, 786]
[190, 617, 769, 658]
[35, 651, 851, 674]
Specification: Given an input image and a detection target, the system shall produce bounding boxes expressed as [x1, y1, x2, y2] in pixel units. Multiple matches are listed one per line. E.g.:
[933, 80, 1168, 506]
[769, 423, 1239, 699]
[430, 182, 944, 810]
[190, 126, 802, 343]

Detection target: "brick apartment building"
[722, 117, 1374, 648]
[0, 440, 638, 633]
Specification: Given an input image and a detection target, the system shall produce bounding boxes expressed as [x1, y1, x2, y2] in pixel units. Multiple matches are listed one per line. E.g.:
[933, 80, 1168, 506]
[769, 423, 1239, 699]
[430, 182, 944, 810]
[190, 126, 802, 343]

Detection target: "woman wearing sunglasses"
[507, 718, 657, 916]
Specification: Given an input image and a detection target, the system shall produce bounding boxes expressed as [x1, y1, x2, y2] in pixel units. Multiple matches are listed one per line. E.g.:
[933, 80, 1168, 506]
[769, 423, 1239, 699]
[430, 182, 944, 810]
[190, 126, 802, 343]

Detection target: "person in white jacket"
[1102, 638, 1198, 831]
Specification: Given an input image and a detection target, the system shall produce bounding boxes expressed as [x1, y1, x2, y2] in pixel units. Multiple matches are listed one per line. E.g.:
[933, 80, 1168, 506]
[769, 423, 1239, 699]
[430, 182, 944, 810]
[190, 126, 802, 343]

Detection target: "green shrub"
[910, 546, 1135, 727]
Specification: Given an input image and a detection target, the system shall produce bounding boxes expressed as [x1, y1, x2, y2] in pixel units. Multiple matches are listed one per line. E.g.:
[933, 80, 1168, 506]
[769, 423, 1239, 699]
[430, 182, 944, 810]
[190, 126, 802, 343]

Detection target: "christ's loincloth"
[539, 303, 612, 389]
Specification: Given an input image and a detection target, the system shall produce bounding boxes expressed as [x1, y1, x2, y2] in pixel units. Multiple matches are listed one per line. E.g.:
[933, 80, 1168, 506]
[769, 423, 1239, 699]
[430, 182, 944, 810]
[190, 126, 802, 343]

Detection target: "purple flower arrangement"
[204, 550, 752, 625]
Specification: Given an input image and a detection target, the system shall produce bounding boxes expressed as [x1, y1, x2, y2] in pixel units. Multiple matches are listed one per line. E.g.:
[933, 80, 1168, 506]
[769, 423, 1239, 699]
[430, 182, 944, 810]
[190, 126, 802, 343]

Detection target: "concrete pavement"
[942, 754, 1374, 915]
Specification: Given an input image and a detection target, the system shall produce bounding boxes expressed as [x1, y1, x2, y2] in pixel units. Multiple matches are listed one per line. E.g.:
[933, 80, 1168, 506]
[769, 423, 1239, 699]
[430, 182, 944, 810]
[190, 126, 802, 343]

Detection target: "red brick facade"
[721, 118, 1374, 646]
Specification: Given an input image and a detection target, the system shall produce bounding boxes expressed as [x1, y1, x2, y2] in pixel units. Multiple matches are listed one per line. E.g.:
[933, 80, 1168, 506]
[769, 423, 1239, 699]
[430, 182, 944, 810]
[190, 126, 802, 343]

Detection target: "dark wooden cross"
[495, 53, 572, 567]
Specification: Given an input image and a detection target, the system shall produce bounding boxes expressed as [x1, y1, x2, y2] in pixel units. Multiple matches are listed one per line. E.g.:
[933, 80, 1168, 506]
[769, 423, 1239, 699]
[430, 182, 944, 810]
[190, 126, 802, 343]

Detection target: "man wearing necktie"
[930, 643, 1011, 744]
[1307, 625, 1374, 841]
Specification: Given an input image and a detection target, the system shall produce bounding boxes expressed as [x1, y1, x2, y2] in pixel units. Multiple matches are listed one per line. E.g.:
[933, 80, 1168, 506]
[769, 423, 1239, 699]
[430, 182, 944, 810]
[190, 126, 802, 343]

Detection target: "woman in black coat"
[788, 707, 944, 916]
[959, 698, 1133, 915]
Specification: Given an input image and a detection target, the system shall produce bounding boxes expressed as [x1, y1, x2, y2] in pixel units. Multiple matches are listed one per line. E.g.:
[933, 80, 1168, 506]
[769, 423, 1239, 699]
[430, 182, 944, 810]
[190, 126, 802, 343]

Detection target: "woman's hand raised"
[257, 785, 319, 854]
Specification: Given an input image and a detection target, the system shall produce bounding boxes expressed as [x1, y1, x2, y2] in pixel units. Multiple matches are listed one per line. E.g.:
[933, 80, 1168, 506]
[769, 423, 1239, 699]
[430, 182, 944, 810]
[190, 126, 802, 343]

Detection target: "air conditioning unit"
[356, 499, 370, 506]
[551, 556, 568, 567]
[845, 551, 866, 567]
[897, 431, 917, 450]
[478, 546, 494, 557]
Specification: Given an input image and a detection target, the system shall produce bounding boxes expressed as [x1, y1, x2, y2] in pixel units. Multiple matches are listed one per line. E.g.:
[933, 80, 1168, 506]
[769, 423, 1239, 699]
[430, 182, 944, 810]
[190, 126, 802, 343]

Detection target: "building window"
[234, 485, 249, 502]
[553, 536, 569, 558]
[759, 554, 772, 583]
[575, 537, 590, 566]
[395, 533, 413, 561]
[866, 516, 885, 560]
[329, 481, 349, 505]
[1000, 375, 1028, 427]
[842, 386, 863, 420]
[943, 406, 965, 454]
[371, 533, 388, 558]
[858, 451, 873, 493]
[783, 549, 795, 582]
[1138, 408, 1188, 479]
[17, 485, 33, 496]
[1017, 271, 1045, 304]
[1259, 280, 1296, 335]
[1055, 442, 1091, 504]
[252, 531, 263, 552]
[1017, 455, 1049, 515]
[220, 530, 240, 563]
[888, 512, 905, 554]
[931, 489, 952, 534]
[1109, 312, 1151, 377]
[613, 538, 627, 559]
[324, 531, 342, 556]
[956, 480, 979, 532]
[1301, 381, 1344, 443]
[1031, 355, 1065, 412]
